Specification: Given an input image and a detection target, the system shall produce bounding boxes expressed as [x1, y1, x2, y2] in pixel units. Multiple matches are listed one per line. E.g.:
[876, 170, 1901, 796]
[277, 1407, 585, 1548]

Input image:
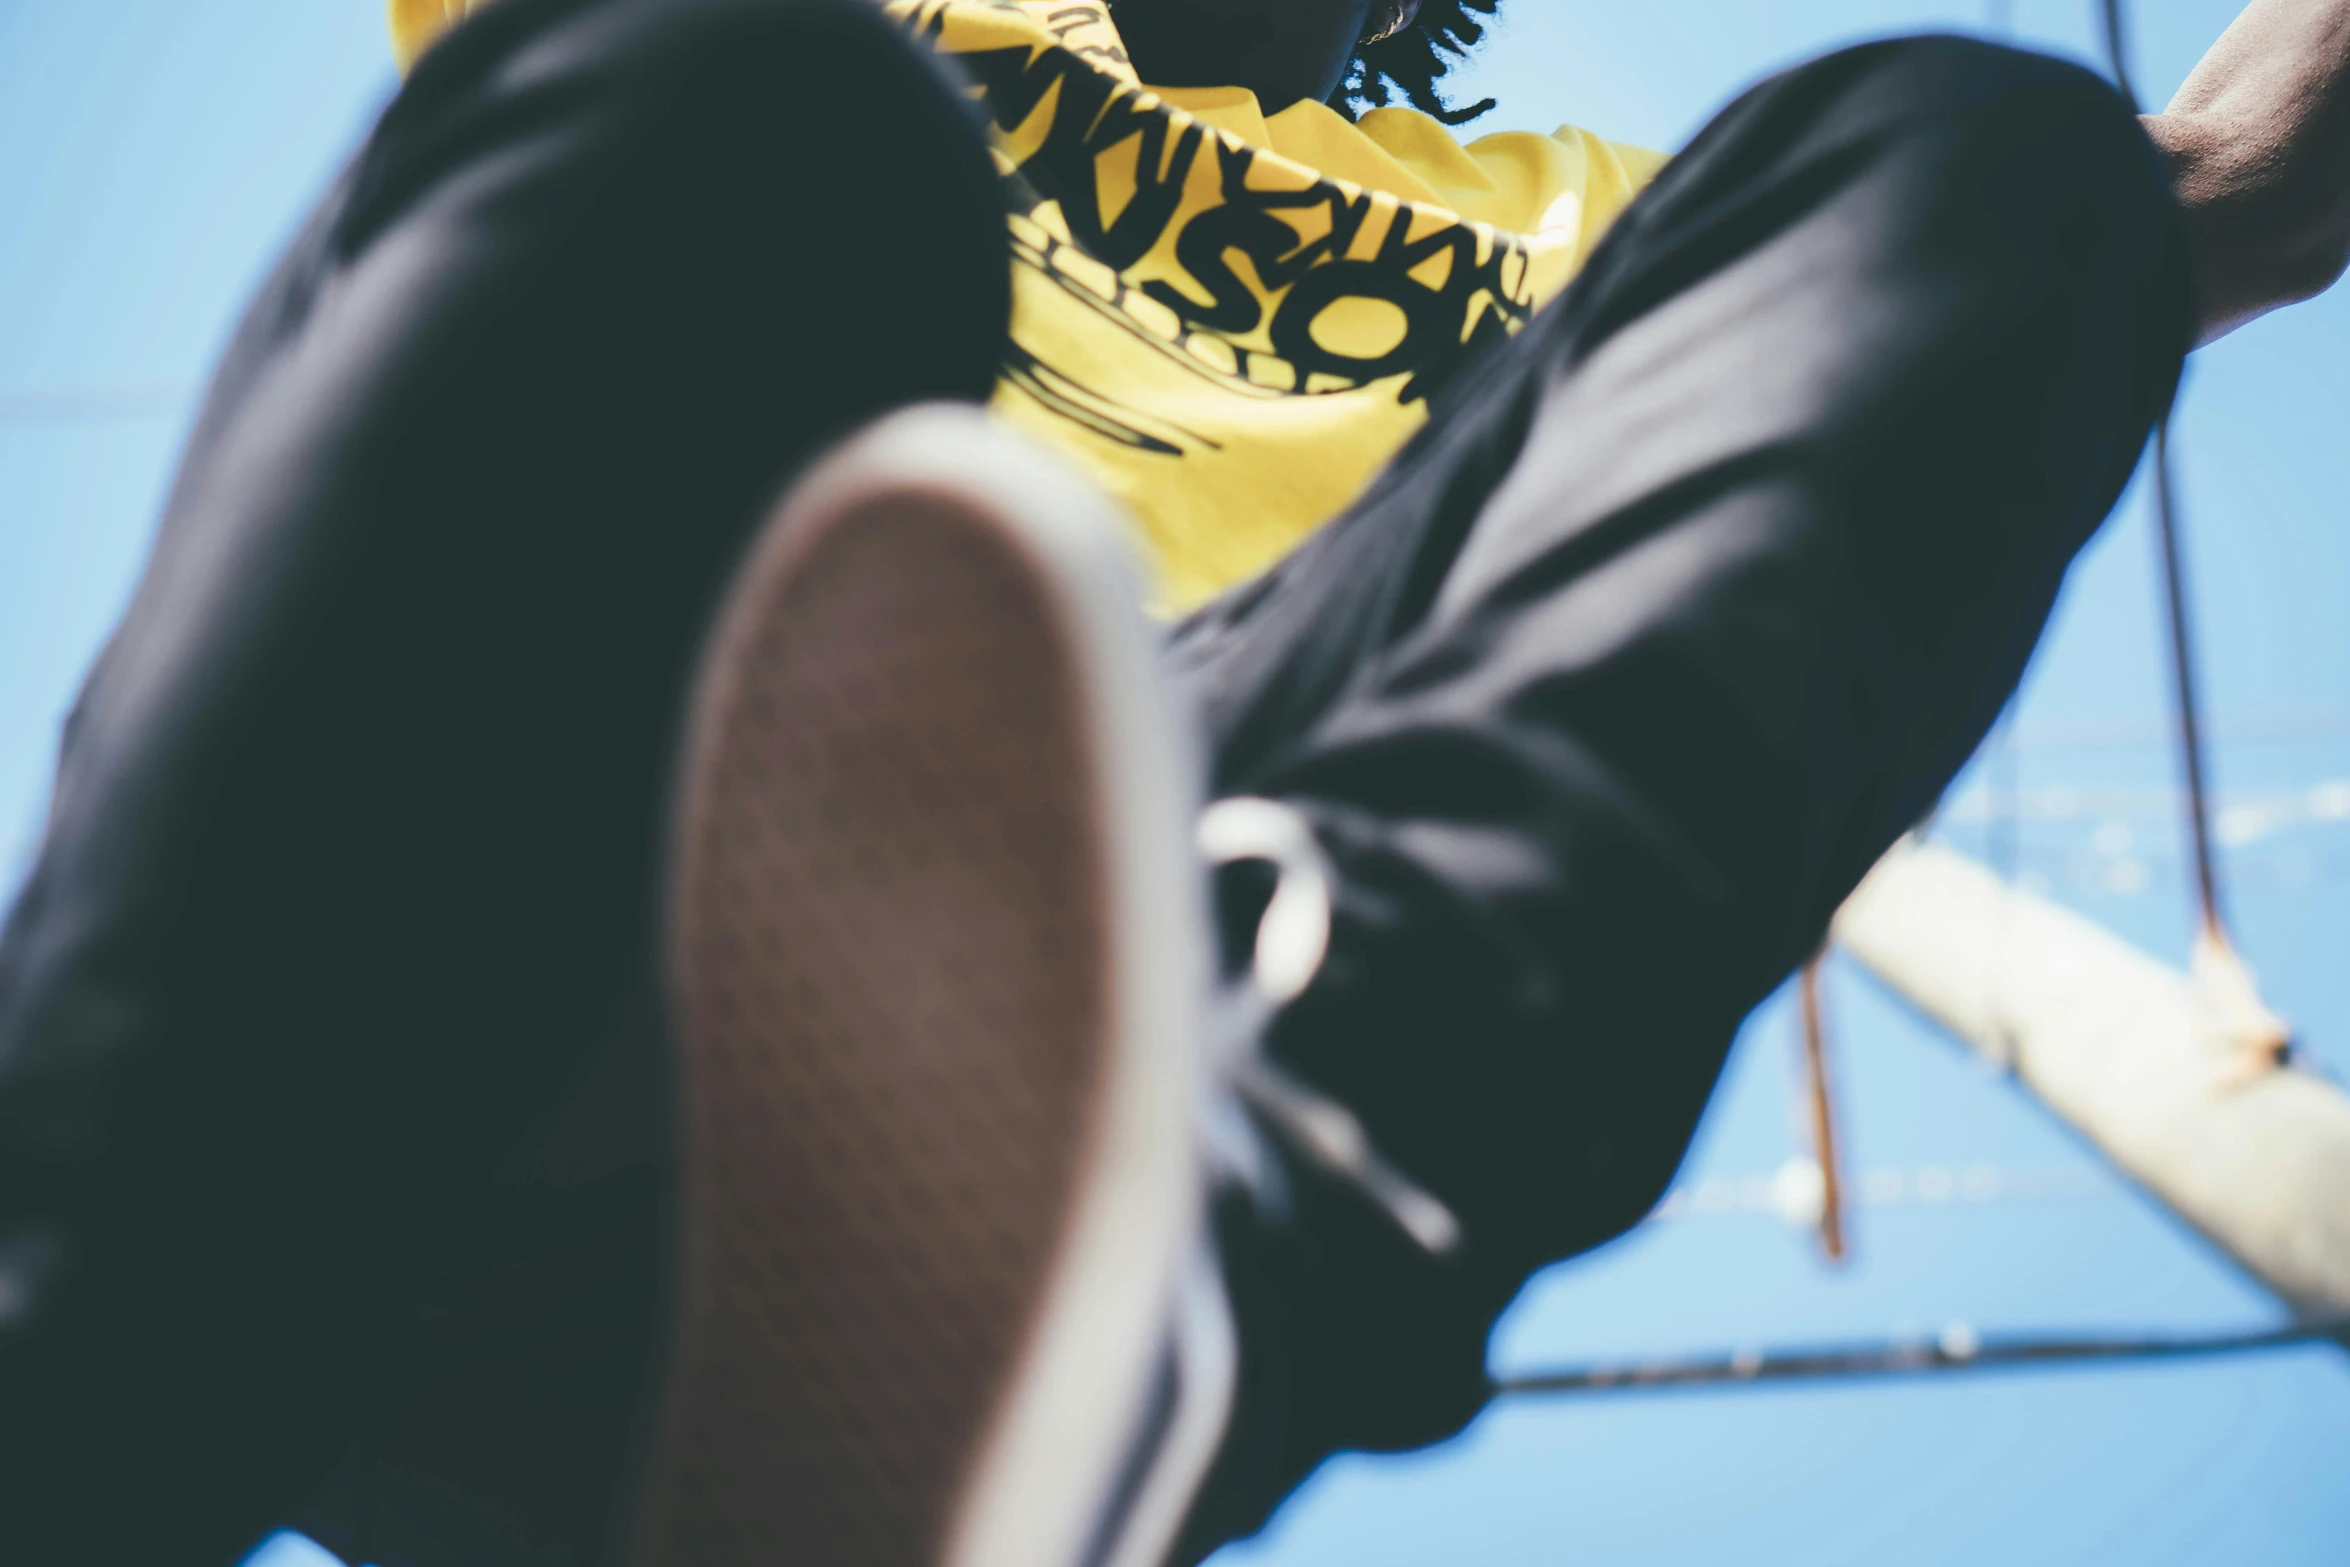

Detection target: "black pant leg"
[0, 1, 1006, 1560]
[1170, 32, 2192, 1526]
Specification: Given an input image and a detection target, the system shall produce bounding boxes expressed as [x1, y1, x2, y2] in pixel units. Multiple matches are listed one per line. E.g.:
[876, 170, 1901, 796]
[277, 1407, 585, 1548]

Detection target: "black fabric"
[0, 12, 2190, 1567]
[1168, 34, 2191, 1553]
[0, 1, 1008, 1562]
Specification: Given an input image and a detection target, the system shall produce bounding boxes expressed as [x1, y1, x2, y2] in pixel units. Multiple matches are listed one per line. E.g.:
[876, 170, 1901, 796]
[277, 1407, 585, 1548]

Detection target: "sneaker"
[636, 405, 1224, 1567]
[637, 406, 1463, 1567]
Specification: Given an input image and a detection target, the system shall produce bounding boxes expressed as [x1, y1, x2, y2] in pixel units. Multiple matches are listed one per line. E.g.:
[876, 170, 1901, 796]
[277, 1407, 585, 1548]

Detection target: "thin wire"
[1652, 1161, 2105, 1222]
[1795, 955, 1848, 1262]
[2152, 424, 2227, 932]
[1984, 706, 2022, 1065]
[2099, 0, 2231, 941]
[1939, 778, 2350, 826]
[1986, 711, 2022, 878]
[1494, 1314, 2350, 1398]
[2098, 0, 2139, 106]
[1994, 709, 2350, 749]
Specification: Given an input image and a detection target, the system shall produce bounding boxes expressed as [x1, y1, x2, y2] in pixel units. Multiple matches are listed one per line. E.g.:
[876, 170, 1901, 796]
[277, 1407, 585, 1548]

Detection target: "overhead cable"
[1652, 1160, 2106, 1225]
[1794, 957, 1848, 1262]
[1493, 1313, 2350, 1399]
[2096, 0, 2293, 1071]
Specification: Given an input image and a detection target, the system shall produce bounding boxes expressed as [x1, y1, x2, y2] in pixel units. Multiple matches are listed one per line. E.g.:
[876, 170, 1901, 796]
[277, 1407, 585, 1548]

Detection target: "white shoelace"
[1195, 798, 1464, 1261]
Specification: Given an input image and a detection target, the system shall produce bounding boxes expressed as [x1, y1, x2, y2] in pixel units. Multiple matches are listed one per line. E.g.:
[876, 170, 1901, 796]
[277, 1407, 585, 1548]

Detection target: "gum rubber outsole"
[633, 408, 1200, 1567]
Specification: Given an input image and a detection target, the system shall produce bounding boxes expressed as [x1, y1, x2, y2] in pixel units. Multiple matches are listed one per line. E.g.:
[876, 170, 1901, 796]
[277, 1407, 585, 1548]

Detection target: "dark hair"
[1329, 0, 1501, 126]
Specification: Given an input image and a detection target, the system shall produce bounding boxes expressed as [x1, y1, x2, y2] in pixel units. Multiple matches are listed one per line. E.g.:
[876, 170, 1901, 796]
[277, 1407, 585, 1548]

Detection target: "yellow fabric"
[386, 0, 1666, 610]
[388, 0, 471, 71]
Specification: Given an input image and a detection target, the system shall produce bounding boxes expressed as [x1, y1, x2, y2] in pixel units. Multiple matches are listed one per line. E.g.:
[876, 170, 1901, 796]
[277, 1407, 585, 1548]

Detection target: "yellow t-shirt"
[389, 0, 1665, 609]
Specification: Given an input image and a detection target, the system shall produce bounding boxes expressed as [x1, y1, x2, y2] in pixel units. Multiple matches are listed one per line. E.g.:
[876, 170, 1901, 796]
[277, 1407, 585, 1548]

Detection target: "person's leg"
[1171, 33, 2191, 1548]
[0, 0, 1007, 1560]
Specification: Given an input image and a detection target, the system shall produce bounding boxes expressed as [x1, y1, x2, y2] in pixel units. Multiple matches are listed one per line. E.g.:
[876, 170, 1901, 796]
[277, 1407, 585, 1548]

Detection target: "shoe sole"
[633, 406, 1204, 1567]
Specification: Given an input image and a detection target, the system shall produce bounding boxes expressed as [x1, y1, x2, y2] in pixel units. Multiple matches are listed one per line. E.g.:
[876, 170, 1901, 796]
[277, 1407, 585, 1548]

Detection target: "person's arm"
[2146, 0, 2350, 343]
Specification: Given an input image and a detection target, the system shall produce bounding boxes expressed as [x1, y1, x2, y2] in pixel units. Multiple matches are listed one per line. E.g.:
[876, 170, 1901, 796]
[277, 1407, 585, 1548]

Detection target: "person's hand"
[2146, 0, 2350, 343]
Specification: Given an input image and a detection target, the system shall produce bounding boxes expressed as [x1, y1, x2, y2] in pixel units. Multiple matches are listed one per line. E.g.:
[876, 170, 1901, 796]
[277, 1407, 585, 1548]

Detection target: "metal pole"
[1836, 843, 2350, 1315]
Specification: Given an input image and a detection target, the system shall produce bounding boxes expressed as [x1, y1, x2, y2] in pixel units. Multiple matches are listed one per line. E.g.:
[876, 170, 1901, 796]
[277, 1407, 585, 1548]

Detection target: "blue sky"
[2, 3, 2345, 1566]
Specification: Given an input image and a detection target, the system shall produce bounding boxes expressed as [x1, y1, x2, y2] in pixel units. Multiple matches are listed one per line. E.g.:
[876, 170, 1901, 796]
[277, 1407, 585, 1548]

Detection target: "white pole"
[1832, 840, 2350, 1316]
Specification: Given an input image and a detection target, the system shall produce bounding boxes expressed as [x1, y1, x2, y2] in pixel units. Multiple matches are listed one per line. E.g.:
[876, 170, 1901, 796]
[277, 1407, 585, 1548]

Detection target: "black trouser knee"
[0, 2, 1005, 1561]
[1170, 31, 2191, 1549]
